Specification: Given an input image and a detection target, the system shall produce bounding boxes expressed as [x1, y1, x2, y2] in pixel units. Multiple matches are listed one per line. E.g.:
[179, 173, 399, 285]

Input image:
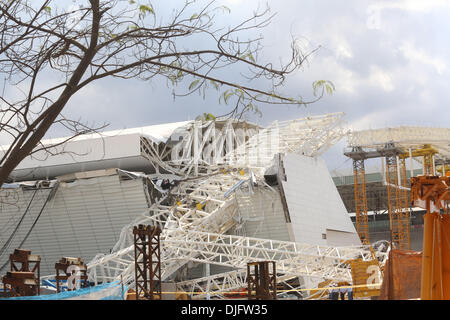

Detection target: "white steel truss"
[85, 221, 387, 290]
[86, 171, 246, 285]
[139, 112, 347, 177]
[176, 270, 322, 300]
[176, 240, 390, 300]
[66, 113, 357, 296]
[162, 231, 387, 281]
[347, 126, 450, 162]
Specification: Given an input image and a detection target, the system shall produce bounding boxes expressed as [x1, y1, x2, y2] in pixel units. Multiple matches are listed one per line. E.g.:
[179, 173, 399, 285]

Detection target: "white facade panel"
[326, 229, 363, 247]
[0, 174, 150, 276]
[234, 188, 291, 242]
[281, 153, 360, 246]
[2, 120, 193, 181]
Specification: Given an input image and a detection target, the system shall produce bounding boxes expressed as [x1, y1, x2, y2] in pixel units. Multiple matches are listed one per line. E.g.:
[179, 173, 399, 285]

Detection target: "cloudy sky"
[57, 0, 450, 171]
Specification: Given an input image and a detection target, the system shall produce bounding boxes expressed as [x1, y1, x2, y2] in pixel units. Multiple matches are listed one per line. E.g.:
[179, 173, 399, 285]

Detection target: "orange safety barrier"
[410, 175, 450, 300]
[379, 249, 422, 300]
[421, 213, 450, 300]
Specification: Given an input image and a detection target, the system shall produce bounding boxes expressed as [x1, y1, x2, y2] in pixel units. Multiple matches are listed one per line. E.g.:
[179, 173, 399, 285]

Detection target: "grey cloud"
[47, 0, 450, 169]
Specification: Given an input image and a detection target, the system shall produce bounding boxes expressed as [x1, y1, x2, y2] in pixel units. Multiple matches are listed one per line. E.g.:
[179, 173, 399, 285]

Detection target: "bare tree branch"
[0, 0, 332, 186]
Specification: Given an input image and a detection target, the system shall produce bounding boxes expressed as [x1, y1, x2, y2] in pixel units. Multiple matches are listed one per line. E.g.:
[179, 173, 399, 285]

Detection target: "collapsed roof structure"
[0, 113, 389, 299]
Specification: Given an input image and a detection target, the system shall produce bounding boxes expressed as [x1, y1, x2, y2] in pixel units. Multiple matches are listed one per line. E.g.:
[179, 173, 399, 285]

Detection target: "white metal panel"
[7, 134, 144, 181]
[0, 174, 150, 276]
[236, 188, 291, 242]
[281, 153, 360, 246]
[326, 229, 361, 247]
[2, 120, 193, 181]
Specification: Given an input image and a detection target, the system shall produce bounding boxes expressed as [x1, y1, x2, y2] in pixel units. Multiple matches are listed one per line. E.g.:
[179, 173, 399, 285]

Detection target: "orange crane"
[345, 147, 370, 245]
[385, 153, 410, 250]
[410, 175, 450, 300]
[387, 143, 440, 250]
[399, 144, 438, 176]
[346, 143, 440, 250]
[352, 157, 370, 245]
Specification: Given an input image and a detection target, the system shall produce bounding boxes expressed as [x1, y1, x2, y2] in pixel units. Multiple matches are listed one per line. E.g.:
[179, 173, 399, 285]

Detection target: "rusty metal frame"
[2, 249, 40, 297]
[55, 257, 88, 293]
[247, 261, 277, 300]
[133, 224, 162, 300]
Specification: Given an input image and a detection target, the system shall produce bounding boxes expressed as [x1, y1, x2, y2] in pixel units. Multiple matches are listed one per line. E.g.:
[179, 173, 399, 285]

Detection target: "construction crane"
[345, 142, 441, 250]
[344, 143, 409, 249]
[386, 144, 440, 250]
[410, 175, 450, 300]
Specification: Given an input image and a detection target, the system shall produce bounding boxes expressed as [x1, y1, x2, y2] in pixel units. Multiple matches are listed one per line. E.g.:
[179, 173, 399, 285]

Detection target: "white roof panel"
[1, 120, 193, 181]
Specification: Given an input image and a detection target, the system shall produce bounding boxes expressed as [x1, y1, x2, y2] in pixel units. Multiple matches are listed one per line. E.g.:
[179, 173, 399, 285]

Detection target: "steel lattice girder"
[85, 172, 245, 285]
[140, 113, 348, 177]
[347, 126, 450, 162]
[67, 113, 353, 291]
[176, 269, 304, 300]
[352, 158, 370, 244]
[161, 231, 387, 280]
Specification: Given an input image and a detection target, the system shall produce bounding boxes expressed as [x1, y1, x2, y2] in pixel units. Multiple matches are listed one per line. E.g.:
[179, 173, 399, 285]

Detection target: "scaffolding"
[398, 157, 411, 249]
[55, 257, 88, 293]
[350, 149, 370, 244]
[247, 261, 277, 300]
[345, 129, 450, 250]
[385, 151, 409, 250]
[133, 225, 162, 300]
[2, 249, 40, 297]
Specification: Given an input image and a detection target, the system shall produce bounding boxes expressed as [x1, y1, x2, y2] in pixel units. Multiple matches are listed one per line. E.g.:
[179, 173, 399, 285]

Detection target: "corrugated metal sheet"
[235, 188, 291, 242]
[0, 174, 150, 276]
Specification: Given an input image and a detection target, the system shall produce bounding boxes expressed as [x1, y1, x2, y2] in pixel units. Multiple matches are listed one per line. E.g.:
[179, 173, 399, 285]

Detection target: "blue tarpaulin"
[0, 281, 127, 300]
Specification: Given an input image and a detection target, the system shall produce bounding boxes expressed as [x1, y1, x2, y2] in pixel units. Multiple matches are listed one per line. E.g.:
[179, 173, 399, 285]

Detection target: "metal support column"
[133, 224, 162, 300]
[2, 249, 40, 297]
[352, 157, 370, 245]
[344, 146, 370, 245]
[385, 153, 407, 249]
[398, 158, 411, 249]
[55, 257, 88, 293]
[247, 261, 277, 300]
